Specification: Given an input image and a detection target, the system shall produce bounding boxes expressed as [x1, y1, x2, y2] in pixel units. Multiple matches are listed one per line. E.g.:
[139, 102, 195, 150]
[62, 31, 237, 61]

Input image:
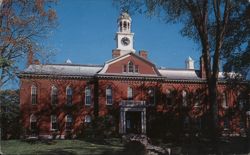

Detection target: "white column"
[141, 109, 146, 134]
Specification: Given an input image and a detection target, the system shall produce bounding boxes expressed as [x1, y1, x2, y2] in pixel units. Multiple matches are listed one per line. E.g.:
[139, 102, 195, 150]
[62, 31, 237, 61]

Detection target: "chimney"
[112, 49, 121, 58]
[200, 55, 206, 78]
[33, 59, 40, 65]
[185, 56, 194, 69]
[27, 45, 33, 66]
[139, 50, 148, 59]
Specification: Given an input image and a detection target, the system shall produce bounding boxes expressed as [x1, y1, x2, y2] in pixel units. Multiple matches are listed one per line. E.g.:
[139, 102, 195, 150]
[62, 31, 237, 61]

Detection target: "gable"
[99, 53, 160, 76]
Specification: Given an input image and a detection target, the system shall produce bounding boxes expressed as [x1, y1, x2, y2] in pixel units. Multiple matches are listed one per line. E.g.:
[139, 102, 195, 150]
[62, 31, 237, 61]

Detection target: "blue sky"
[46, 0, 200, 69]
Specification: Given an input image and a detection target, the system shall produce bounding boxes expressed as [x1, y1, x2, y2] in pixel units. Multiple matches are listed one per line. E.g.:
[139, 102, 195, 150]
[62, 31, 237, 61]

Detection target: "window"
[66, 86, 72, 105]
[135, 65, 139, 73]
[106, 86, 112, 105]
[51, 86, 58, 105]
[222, 92, 228, 108]
[166, 89, 174, 106]
[30, 114, 37, 131]
[85, 115, 91, 123]
[148, 87, 155, 104]
[51, 115, 58, 130]
[182, 90, 188, 107]
[123, 64, 127, 72]
[194, 89, 202, 107]
[31, 85, 37, 105]
[128, 61, 134, 73]
[183, 116, 190, 129]
[65, 115, 73, 130]
[224, 117, 229, 129]
[237, 91, 245, 110]
[127, 87, 133, 100]
[85, 86, 91, 105]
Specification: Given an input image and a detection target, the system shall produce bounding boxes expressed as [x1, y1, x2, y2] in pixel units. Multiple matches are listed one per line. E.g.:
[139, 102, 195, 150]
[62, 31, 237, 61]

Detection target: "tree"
[115, 0, 250, 144]
[0, 0, 57, 88]
[0, 89, 20, 139]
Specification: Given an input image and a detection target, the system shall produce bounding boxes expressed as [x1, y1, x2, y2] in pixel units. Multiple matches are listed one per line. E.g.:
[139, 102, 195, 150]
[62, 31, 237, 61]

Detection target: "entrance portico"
[119, 100, 146, 134]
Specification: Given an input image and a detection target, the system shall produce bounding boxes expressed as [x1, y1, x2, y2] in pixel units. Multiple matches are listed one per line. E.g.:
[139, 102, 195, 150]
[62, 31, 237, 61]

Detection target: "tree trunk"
[208, 77, 219, 152]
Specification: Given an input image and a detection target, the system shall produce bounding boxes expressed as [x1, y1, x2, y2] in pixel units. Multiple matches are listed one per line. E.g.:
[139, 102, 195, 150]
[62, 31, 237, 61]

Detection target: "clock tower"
[115, 12, 135, 56]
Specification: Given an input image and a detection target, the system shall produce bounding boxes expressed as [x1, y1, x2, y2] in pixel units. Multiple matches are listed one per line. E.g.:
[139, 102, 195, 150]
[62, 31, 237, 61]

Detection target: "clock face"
[121, 37, 130, 46]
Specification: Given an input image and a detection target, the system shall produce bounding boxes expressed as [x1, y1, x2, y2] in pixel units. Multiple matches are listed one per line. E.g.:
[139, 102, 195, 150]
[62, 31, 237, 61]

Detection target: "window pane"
[85, 87, 91, 105]
[128, 62, 134, 72]
[106, 87, 112, 105]
[127, 87, 133, 100]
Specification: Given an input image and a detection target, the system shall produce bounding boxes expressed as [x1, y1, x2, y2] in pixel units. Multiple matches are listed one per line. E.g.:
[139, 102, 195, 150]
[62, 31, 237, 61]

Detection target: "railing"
[120, 100, 146, 107]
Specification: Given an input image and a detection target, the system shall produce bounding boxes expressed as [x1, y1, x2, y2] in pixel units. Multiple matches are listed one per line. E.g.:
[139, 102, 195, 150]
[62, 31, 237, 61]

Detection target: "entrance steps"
[122, 134, 171, 155]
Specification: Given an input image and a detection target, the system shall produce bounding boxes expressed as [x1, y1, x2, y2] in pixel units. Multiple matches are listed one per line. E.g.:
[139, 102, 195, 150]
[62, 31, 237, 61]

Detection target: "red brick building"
[19, 12, 250, 139]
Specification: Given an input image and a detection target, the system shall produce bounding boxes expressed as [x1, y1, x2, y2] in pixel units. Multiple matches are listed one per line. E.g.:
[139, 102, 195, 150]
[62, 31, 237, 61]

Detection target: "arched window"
[85, 86, 91, 105]
[127, 86, 133, 100]
[30, 114, 37, 131]
[128, 61, 134, 73]
[85, 115, 91, 123]
[65, 114, 73, 130]
[120, 21, 122, 31]
[31, 85, 37, 105]
[66, 86, 72, 104]
[106, 86, 112, 105]
[51, 115, 58, 130]
[222, 92, 228, 108]
[182, 90, 188, 107]
[148, 87, 155, 105]
[51, 86, 58, 105]
[123, 21, 127, 29]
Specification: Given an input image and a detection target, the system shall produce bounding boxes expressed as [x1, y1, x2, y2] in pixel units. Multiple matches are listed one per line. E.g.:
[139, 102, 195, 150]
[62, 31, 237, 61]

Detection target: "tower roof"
[118, 12, 131, 21]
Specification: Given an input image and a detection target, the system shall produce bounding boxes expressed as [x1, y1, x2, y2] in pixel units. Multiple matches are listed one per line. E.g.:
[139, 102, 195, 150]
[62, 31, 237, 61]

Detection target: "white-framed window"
[51, 115, 58, 130]
[65, 114, 73, 130]
[30, 114, 37, 131]
[85, 86, 91, 105]
[148, 87, 155, 105]
[106, 86, 112, 105]
[222, 92, 228, 108]
[51, 86, 58, 105]
[31, 85, 37, 105]
[166, 89, 174, 106]
[128, 61, 134, 73]
[127, 86, 133, 100]
[66, 86, 73, 105]
[85, 115, 91, 123]
[182, 90, 188, 107]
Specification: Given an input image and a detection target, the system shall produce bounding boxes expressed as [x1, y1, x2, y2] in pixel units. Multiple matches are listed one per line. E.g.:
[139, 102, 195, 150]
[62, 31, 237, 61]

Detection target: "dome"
[118, 12, 131, 21]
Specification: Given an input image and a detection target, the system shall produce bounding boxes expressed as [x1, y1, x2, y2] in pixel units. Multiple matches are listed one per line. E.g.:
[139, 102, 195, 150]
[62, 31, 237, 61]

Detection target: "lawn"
[1, 138, 126, 155]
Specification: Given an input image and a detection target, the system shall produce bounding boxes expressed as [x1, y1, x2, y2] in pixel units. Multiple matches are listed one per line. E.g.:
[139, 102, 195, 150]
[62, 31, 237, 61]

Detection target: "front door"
[126, 111, 141, 134]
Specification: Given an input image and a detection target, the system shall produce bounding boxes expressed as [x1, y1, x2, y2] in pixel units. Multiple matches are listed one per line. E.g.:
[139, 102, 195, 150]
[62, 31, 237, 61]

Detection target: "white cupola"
[185, 56, 194, 69]
[114, 12, 135, 56]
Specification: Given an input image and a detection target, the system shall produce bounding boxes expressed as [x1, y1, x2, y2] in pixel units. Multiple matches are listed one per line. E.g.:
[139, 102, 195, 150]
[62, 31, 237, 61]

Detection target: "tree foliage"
[0, 0, 57, 88]
[115, 0, 250, 144]
[0, 89, 20, 139]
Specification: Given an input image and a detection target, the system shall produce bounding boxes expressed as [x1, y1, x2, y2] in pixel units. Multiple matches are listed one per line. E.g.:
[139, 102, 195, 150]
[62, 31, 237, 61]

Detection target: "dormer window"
[124, 61, 138, 73]
[128, 61, 134, 72]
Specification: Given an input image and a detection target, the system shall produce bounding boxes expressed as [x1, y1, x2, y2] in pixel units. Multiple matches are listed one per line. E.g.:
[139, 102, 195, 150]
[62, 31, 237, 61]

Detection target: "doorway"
[126, 111, 141, 134]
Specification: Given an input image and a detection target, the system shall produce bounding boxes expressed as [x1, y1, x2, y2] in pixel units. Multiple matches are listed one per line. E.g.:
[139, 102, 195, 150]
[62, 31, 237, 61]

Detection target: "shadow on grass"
[101, 141, 146, 155]
[38, 149, 77, 155]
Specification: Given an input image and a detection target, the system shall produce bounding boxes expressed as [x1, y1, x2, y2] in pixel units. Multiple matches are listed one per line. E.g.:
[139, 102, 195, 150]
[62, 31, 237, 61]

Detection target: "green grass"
[1, 138, 125, 155]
